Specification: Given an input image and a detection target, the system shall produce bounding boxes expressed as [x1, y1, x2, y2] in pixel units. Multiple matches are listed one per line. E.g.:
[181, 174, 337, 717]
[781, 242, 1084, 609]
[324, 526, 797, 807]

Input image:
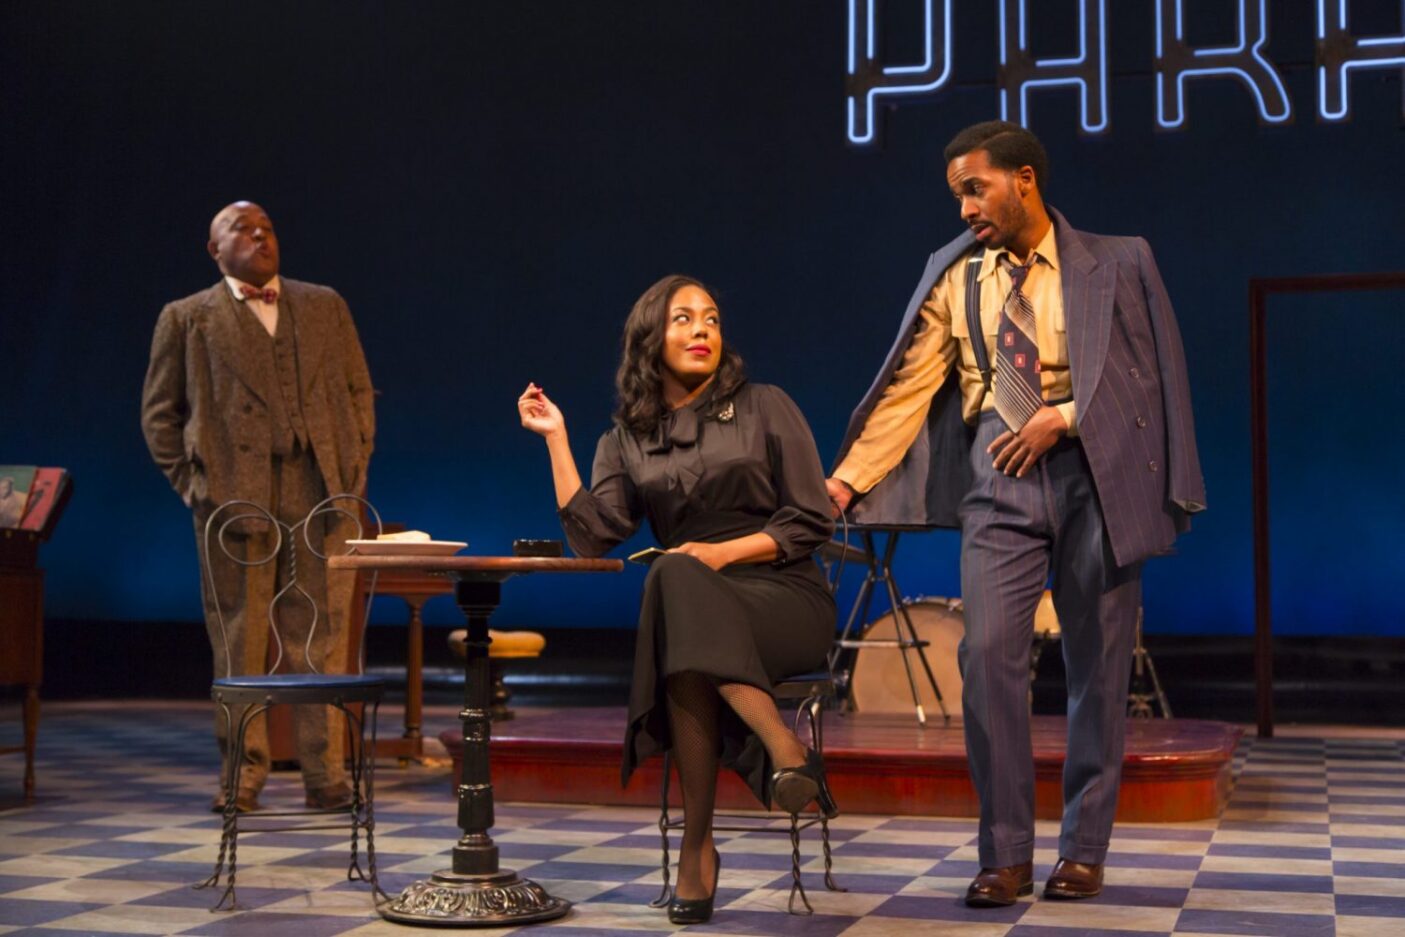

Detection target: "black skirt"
[622, 551, 834, 804]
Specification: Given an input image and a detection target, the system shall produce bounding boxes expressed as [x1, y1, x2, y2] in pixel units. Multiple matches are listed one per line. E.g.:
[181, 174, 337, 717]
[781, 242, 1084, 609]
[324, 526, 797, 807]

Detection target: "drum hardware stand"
[828, 529, 949, 727]
[1127, 606, 1172, 718]
[1029, 633, 1054, 683]
[1029, 628, 1055, 708]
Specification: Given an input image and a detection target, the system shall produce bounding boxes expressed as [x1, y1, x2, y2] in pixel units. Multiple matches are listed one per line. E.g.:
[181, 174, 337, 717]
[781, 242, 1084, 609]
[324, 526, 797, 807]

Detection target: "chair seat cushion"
[773, 670, 836, 701]
[212, 674, 385, 690]
[776, 670, 833, 685]
[447, 629, 546, 659]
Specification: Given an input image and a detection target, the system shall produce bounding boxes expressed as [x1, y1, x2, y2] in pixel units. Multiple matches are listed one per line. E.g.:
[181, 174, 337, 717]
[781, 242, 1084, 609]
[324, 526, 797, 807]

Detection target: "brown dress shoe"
[1044, 858, 1104, 899]
[210, 789, 262, 814]
[964, 861, 1034, 907]
[305, 782, 354, 810]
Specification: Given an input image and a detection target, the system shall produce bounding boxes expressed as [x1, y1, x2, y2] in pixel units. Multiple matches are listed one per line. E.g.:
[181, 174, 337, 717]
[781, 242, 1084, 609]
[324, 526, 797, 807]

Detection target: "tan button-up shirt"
[835, 223, 1077, 494]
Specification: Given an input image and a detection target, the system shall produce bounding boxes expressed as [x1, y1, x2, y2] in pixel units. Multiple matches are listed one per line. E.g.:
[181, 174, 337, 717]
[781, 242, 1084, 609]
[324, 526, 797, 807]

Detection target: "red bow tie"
[238, 284, 278, 304]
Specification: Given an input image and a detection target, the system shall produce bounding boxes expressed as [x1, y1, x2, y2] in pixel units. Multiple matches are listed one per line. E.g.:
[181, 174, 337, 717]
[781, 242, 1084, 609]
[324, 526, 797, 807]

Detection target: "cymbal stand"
[1127, 606, 1172, 718]
[829, 529, 949, 727]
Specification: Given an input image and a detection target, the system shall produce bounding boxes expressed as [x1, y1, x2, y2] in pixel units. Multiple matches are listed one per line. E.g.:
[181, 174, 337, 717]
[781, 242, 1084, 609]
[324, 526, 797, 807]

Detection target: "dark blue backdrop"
[4, 2, 1402, 636]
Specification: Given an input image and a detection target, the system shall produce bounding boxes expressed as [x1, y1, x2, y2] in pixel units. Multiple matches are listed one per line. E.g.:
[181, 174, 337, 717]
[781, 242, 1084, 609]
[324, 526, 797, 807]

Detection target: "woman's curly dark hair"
[613, 274, 746, 436]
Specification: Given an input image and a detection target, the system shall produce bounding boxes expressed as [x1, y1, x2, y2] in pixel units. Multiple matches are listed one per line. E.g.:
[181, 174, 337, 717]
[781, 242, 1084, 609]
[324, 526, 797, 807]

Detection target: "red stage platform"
[443, 707, 1241, 822]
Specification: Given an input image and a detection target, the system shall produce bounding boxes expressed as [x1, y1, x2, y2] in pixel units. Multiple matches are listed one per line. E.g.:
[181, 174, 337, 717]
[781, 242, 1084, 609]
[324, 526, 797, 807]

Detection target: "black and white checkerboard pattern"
[0, 705, 1402, 935]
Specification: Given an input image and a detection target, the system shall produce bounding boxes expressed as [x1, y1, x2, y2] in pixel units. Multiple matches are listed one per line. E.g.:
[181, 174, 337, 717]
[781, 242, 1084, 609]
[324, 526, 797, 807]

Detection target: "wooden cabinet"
[1, 533, 45, 801]
[0, 469, 70, 800]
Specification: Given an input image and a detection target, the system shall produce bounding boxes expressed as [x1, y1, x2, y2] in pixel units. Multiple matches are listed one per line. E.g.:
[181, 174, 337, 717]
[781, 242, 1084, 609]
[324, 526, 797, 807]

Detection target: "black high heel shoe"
[771, 747, 840, 818]
[667, 847, 721, 924]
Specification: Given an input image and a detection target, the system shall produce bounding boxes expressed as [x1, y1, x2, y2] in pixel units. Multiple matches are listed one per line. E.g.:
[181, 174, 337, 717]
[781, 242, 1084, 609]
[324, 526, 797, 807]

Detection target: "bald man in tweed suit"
[142, 201, 375, 813]
[829, 122, 1205, 906]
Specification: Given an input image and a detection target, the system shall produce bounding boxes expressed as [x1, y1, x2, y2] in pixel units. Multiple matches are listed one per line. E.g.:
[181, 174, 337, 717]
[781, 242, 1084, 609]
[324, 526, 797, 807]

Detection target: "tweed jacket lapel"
[1051, 207, 1114, 424]
[281, 281, 326, 401]
[198, 282, 270, 405]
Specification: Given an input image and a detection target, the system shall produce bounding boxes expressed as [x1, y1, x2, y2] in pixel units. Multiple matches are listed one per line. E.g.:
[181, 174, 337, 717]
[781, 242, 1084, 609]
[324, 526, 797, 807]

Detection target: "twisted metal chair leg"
[197, 802, 234, 894]
[341, 703, 368, 883]
[207, 794, 242, 910]
[800, 687, 844, 904]
[786, 814, 813, 915]
[206, 701, 263, 911]
[211, 806, 240, 912]
[197, 702, 238, 893]
[808, 694, 845, 894]
[363, 700, 387, 902]
[821, 817, 844, 892]
[213, 703, 263, 911]
[196, 840, 226, 890]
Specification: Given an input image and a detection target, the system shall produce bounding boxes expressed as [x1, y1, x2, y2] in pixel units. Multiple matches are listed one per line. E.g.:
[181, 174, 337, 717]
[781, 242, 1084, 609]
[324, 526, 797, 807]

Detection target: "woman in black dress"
[518, 274, 837, 923]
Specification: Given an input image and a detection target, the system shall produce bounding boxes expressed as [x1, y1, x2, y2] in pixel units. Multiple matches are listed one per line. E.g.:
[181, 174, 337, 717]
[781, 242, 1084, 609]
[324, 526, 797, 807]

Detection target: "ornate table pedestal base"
[326, 554, 621, 929]
[380, 869, 569, 926]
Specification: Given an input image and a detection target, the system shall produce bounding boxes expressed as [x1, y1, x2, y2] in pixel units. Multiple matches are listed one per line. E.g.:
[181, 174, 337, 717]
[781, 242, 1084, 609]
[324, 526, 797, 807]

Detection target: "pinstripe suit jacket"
[834, 208, 1205, 568]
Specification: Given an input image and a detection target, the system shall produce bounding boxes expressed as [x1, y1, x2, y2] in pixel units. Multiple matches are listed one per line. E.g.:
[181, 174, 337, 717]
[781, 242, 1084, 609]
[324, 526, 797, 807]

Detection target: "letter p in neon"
[846, 0, 955, 146]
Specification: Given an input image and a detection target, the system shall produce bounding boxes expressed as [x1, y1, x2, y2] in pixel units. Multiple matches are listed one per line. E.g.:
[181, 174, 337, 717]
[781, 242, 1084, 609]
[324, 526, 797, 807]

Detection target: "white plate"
[347, 540, 467, 556]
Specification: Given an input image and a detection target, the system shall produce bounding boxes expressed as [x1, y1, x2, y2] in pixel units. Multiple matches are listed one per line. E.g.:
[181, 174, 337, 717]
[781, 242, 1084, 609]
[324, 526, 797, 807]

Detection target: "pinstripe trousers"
[958, 410, 1142, 868]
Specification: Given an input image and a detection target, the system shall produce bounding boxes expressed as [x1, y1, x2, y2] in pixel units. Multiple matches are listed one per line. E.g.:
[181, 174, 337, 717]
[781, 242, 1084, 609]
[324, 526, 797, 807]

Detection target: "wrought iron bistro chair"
[196, 495, 387, 912]
[652, 521, 854, 916]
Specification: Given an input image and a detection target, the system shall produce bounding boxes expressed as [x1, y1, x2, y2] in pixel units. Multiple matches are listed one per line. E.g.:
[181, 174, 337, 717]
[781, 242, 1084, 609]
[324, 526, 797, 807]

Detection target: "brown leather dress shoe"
[305, 782, 355, 810]
[1043, 858, 1104, 899]
[964, 861, 1033, 907]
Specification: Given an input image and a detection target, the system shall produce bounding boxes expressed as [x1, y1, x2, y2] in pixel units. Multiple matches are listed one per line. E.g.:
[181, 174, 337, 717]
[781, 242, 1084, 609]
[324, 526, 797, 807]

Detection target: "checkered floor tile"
[1, 704, 1402, 935]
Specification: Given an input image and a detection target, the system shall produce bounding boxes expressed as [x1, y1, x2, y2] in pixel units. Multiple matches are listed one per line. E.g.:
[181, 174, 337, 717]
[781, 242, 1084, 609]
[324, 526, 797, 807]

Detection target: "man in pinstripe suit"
[828, 121, 1205, 906]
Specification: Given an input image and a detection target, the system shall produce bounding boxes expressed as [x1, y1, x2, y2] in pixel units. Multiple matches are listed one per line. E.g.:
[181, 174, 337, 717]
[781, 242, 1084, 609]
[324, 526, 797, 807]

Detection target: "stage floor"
[455, 707, 1242, 822]
[2, 702, 1404, 936]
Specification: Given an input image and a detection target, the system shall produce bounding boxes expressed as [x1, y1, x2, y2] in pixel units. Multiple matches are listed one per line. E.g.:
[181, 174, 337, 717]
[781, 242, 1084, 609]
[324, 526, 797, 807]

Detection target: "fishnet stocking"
[717, 682, 807, 770]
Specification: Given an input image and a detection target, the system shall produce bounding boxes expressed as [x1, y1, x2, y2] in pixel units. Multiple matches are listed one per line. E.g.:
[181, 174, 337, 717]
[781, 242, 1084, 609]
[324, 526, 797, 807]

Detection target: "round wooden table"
[329, 554, 623, 927]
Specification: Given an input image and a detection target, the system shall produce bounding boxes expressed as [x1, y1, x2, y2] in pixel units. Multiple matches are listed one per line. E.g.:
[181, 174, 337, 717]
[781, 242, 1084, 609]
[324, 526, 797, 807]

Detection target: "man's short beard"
[1004, 200, 1029, 238]
[991, 195, 1030, 251]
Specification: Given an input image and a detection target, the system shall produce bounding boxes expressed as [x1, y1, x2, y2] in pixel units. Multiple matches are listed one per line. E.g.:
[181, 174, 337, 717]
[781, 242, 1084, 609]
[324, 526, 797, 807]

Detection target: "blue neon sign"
[846, 0, 1404, 145]
[998, 0, 1108, 134]
[1153, 0, 1291, 129]
[1317, 0, 1405, 122]
[845, 0, 953, 146]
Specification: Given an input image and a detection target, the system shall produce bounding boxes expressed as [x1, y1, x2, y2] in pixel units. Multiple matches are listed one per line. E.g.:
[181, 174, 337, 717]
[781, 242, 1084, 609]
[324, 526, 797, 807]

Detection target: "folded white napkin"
[375, 530, 432, 542]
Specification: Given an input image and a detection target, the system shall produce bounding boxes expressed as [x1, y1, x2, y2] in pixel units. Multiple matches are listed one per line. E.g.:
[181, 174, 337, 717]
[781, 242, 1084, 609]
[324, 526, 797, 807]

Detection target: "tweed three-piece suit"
[141, 278, 375, 793]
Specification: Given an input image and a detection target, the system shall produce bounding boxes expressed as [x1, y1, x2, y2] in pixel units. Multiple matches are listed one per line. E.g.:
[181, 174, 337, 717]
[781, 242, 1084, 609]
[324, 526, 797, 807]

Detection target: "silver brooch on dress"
[716, 401, 735, 423]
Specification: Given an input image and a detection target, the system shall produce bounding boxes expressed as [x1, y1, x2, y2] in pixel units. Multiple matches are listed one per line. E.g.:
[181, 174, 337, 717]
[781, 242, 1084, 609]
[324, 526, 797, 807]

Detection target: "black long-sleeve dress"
[559, 381, 836, 803]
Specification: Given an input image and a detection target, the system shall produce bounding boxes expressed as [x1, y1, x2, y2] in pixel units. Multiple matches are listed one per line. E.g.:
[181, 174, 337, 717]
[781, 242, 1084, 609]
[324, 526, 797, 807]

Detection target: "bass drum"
[849, 598, 966, 719]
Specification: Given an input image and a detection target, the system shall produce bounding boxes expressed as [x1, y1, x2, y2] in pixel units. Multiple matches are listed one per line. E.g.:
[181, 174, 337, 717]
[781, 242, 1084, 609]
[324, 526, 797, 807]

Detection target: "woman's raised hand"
[520, 382, 584, 508]
[518, 382, 566, 438]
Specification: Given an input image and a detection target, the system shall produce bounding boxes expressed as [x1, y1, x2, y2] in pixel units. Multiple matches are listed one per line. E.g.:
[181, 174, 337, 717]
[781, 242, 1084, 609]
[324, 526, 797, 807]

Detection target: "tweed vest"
[256, 312, 309, 456]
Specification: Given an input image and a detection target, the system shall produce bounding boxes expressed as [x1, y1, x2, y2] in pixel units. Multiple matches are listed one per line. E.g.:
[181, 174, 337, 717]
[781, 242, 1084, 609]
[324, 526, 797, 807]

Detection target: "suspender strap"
[964, 249, 990, 392]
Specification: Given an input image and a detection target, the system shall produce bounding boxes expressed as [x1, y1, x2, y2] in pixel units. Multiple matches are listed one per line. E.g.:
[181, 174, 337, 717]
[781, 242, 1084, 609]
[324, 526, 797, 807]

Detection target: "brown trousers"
[193, 446, 356, 794]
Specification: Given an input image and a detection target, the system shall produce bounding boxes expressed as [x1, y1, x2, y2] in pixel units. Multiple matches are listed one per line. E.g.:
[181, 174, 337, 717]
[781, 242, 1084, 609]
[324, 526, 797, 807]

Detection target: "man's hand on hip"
[988, 406, 1070, 478]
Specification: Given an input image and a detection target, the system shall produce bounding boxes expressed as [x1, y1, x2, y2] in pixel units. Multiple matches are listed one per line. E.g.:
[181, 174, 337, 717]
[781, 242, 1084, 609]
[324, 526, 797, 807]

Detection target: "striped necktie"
[993, 254, 1044, 432]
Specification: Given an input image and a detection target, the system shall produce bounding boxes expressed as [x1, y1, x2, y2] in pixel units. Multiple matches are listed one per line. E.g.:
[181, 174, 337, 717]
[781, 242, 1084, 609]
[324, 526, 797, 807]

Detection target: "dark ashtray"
[512, 538, 564, 557]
